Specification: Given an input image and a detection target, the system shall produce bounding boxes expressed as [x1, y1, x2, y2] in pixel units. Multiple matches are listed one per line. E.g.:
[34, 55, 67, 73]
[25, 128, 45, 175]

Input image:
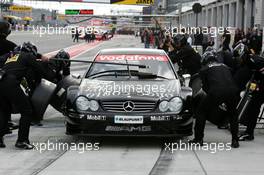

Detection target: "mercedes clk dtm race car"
[64, 48, 193, 136]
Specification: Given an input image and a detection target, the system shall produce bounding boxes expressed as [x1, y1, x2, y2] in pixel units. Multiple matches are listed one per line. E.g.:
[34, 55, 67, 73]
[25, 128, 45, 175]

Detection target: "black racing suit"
[244, 82, 264, 135]
[222, 32, 231, 51]
[233, 65, 252, 92]
[234, 65, 264, 135]
[216, 51, 237, 74]
[0, 36, 17, 59]
[0, 52, 53, 142]
[195, 62, 239, 141]
[0, 37, 17, 123]
[169, 45, 201, 76]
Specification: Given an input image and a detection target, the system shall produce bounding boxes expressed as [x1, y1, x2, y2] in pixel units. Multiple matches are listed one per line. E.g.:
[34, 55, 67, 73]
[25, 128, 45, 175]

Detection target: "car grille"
[101, 100, 156, 113]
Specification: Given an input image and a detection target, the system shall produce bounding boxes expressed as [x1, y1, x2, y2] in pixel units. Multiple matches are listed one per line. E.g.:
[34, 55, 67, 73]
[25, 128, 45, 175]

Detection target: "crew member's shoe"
[15, 141, 35, 150]
[5, 129, 12, 135]
[0, 137, 6, 148]
[231, 139, 240, 148]
[31, 121, 43, 126]
[188, 138, 204, 146]
[217, 124, 229, 129]
[238, 132, 254, 141]
[8, 121, 19, 130]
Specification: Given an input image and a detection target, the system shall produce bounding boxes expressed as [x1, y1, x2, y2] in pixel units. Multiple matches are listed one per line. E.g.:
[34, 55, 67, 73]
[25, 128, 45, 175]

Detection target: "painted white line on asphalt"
[11, 31, 35, 35]
[71, 42, 103, 59]
[44, 41, 102, 58]
[44, 43, 86, 56]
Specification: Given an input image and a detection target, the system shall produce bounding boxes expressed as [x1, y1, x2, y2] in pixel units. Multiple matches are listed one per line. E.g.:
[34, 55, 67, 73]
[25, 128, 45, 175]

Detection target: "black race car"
[65, 48, 193, 137]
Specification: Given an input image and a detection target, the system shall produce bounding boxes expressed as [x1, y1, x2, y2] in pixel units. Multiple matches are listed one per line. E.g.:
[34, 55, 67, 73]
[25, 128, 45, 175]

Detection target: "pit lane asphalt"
[1, 34, 264, 175]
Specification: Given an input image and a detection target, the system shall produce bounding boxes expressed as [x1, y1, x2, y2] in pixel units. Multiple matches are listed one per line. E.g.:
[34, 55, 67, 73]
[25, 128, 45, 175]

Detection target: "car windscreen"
[85, 54, 177, 80]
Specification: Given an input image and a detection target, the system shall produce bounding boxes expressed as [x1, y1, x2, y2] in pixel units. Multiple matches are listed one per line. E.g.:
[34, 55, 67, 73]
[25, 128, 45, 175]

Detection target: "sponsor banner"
[150, 115, 170, 121]
[9, 5, 32, 12]
[96, 55, 168, 62]
[91, 19, 103, 26]
[86, 115, 106, 121]
[80, 9, 94, 15]
[58, 15, 66, 20]
[65, 9, 93, 15]
[85, 19, 108, 26]
[114, 115, 143, 124]
[110, 0, 154, 5]
[65, 9, 79, 15]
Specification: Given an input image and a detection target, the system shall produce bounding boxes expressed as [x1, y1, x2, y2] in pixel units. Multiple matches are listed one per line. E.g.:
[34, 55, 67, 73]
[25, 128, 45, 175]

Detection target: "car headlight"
[169, 97, 183, 114]
[75, 96, 90, 111]
[159, 100, 169, 112]
[90, 100, 99, 111]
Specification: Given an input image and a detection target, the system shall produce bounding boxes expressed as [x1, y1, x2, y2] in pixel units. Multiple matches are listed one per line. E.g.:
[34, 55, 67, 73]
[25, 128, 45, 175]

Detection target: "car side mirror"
[182, 74, 191, 87]
[72, 73, 81, 79]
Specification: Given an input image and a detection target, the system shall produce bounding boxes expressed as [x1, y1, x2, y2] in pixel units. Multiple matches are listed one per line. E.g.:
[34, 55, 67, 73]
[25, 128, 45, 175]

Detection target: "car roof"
[98, 48, 167, 55]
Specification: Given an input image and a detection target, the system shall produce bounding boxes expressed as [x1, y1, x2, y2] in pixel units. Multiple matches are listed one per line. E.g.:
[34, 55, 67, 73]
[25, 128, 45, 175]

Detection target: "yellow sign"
[58, 15, 66, 20]
[9, 6, 32, 12]
[110, 0, 154, 5]
[23, 16, 33, 21]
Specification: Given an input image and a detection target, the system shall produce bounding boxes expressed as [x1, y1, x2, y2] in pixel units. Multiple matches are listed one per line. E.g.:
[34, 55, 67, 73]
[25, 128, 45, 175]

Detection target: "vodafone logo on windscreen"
[96, 55, 168, 62]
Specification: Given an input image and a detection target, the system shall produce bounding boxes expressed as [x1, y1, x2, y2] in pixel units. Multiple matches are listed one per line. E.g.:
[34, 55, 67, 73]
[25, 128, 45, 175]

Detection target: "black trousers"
[243, 90, 264, 135]
[194, 88, 239, 141]
[73, 36, 79, 42]
[0, 76, 32, 142]
[222, 44, 231, 52]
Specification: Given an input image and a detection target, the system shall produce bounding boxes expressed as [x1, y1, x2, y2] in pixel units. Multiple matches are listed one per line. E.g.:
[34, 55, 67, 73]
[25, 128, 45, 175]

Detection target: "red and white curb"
[44, 41, 103, 58]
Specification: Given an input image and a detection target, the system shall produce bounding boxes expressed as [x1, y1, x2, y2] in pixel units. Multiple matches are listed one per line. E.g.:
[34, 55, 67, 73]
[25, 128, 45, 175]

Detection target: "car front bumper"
[65, 111, 193, 137]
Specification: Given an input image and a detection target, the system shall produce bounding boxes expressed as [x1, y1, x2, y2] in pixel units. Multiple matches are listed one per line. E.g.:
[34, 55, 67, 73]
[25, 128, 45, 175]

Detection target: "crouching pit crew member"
[0, 42, 53, 149]
[189, 52, 240, 148]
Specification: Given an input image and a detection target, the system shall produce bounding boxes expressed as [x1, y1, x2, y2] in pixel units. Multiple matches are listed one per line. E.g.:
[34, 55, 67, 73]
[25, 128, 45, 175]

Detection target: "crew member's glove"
[41, 55, 50, 62]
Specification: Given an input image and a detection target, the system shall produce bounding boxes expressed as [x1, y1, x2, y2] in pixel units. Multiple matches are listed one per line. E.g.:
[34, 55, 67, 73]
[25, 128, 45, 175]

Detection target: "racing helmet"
[0, 19, 11, 37]
[201, 47, 217, 65]
[17, 42, 38, 57]
[173, 34, 187, 47]
[204, 46, 216, 54]
[233, 41, 251, 65]
[54, 49, 71, 67]
[247, 55, 264, 71]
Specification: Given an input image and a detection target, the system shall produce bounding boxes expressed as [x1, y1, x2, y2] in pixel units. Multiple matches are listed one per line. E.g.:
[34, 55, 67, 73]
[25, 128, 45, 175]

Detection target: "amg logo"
[105, 126, 151, 132]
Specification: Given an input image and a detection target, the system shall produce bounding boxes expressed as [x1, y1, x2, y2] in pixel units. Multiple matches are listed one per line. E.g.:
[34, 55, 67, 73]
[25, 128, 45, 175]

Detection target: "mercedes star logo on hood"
[123, 101, 135, 112]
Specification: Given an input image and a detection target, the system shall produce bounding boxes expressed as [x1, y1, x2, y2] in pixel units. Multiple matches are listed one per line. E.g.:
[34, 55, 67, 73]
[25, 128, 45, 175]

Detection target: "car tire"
[66, 122, 80, 135]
